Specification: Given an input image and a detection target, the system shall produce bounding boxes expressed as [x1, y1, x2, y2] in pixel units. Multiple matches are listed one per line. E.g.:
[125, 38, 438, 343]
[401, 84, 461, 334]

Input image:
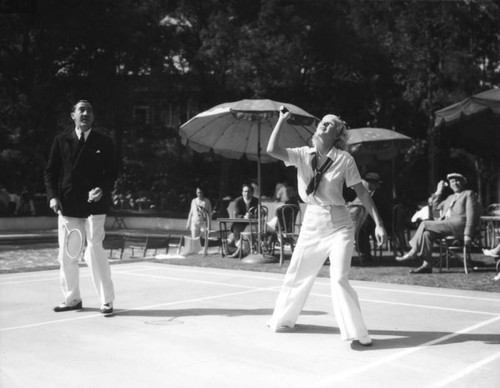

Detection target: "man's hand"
[464, 235, 472, 246]
[436, 180, 447, 194]
[375, 225, 387, 246]
[88, 187, 103, 202]
[49, 198, 62, 214]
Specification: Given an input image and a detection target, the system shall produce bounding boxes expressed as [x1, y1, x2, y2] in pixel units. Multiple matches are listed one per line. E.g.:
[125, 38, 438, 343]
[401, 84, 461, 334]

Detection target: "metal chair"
[103, 236, 125, 259]
[390, 204, 411, 257]
[198, 207, 223, 257]
[270, 204, 301, 266]
[240, 205, 269, 257]
[438, 236, 477, 274]
[438, 224, 484, 274]
[123, 235, 170, 257]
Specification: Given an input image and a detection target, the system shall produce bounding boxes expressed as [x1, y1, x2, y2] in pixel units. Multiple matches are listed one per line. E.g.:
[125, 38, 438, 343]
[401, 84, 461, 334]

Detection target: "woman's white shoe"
[483, 249, 500, 258]
[357, 335, 373, 346]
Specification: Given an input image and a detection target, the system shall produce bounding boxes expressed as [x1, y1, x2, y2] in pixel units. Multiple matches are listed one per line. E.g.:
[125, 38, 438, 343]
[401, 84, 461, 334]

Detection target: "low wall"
[0, 217, 57, 231]
[108, 216, 186, 231]
[0, 216, 186, 232]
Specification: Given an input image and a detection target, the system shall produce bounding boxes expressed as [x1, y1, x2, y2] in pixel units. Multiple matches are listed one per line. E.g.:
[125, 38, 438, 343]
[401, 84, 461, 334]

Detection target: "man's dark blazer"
[44, 129, 118, 218]
[234, 196, 259, 218]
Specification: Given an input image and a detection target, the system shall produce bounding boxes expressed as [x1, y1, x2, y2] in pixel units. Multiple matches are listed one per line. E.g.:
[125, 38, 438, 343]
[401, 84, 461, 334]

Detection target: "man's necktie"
[305, 154, 334, 196]
[73, 133, 85, 165]
[77, 133, 85, 152]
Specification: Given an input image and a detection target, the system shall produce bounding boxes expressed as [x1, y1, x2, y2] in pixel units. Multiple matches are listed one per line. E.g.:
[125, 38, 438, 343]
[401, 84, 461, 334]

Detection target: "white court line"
[3, 262, 500, 303]
[318, 315, 500, 387]
[130, 265, 286, 282]
[0, 285, 278, 332]
[115, 271, 500, 316]
[3, 263, 499, 307]
[1, 276, 66, 285]
[429, 351, 500, 388]
[113, 270, 281, 290]
[359, 298, 499, 317]
[309, 292, 499, 317]
[0, 265, 156, 285]
[135, 265, 500, 303]
[355, 285, 500, 303]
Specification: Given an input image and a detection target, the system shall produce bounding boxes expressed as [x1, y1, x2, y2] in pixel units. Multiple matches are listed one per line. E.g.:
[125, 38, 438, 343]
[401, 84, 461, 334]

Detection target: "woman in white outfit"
[266, 110, 386, 346]
[186, 187, 212, 238]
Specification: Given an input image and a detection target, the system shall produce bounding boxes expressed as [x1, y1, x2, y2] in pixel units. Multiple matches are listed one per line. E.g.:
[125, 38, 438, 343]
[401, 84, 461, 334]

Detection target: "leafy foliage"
[1, 0, 499, 211]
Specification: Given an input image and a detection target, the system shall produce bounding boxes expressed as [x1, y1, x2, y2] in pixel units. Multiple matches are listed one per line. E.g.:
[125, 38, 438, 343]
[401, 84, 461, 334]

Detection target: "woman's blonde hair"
[310, 115, 348, 151]
[332, 117, 348, 151]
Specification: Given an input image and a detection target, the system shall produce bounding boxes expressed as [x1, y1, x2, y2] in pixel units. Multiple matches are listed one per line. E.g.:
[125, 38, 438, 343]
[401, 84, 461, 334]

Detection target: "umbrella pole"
[392, 158, 396, 200]
[241, 120, 277, 264]
[257, 121, 262, 254]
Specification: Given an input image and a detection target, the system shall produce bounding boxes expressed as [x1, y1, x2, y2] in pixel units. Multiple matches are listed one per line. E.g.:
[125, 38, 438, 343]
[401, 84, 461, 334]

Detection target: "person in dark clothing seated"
[229, 184, 258, 257]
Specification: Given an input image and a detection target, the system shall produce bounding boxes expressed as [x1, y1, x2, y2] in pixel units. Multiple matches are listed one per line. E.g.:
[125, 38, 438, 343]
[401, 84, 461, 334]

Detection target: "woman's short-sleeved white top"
[285, 146, 361, 206]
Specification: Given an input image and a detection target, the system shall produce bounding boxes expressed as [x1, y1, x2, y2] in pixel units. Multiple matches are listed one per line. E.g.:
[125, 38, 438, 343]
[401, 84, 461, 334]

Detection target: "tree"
[1, 0, 499, 210]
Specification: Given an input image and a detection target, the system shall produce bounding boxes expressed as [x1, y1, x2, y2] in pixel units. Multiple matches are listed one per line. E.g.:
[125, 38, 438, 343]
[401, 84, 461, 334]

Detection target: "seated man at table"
[396, 173, 480, 274]
[228, 183, 258, 257]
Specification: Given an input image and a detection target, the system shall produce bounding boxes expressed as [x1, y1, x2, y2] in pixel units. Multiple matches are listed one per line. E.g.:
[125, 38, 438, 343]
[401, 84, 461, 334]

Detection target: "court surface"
[1, 262, 499, 388]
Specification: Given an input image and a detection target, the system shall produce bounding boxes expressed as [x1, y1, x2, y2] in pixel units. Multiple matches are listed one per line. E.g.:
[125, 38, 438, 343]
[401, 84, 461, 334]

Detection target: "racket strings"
[66, 228, 84, 259]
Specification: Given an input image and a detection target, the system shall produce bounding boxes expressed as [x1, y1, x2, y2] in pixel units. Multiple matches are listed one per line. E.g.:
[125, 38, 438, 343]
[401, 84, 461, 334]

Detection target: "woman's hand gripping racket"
[58, 211, 84, 260]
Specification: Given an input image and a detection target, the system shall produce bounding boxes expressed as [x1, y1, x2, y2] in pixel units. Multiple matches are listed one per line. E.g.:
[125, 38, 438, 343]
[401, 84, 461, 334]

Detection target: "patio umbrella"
[179, 99, 318, 262]
[347, 127, 413, 198]
[433, 88, 500, 158]
[432, 88, 500, 204]
[347, 127, 413, 165]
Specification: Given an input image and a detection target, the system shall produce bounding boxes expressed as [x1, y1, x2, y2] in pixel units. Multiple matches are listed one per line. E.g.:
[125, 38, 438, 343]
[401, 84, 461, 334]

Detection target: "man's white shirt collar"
[75, 128, 91, 141]
[307, 147, 338, 159]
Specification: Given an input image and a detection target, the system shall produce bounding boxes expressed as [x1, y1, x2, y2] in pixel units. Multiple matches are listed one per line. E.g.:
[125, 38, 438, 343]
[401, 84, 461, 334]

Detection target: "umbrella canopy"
[179, 99, 318, 260]
[346, 127, 413, 165]
[179, 99, 317, 163]
[433, 88, 500, 158]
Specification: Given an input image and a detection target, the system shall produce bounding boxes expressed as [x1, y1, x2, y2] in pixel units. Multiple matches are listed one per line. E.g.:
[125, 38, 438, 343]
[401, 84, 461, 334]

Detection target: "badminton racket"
[58, 211, 84, 260]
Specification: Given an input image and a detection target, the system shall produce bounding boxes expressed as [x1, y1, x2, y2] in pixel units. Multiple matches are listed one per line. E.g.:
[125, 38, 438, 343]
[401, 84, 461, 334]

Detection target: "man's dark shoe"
[53, 300, 82, 312]
[100, 303, 113, 314]
[410, 266, 432, 274]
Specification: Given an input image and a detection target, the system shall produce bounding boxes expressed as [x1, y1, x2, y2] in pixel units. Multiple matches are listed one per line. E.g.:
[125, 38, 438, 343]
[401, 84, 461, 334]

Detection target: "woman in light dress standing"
[186, 187, 212, 238]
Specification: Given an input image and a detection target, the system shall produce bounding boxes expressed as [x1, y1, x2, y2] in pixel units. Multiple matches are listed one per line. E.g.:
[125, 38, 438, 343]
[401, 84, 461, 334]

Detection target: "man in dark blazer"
[45, 100, 118, 313]
[396, 173, 480, 274]
[229, 184, 259, 257]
